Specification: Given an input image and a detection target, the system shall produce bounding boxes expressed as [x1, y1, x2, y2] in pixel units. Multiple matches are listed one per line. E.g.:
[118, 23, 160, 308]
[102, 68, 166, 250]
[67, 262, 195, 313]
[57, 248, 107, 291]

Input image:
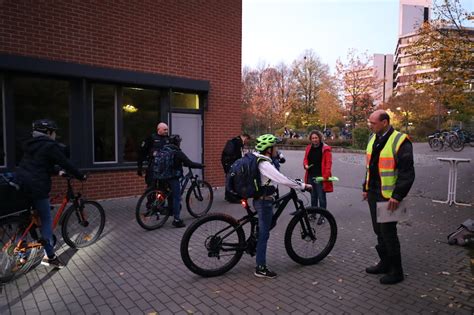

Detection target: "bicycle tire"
[180, 213, 245, 277]
[136, 188, 171, 230]
[61, 200, 106, 248]
[0, 216, 43, 283]
[430, 138, 443, 151]
[450, 138, 464, 152]
[285, 207, 337, 265]
[186, 180, 213, 218]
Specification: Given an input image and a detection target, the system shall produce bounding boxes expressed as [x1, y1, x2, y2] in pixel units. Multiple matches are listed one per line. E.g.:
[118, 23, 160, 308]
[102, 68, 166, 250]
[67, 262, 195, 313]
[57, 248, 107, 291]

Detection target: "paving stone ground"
[1, 143, 473, 314]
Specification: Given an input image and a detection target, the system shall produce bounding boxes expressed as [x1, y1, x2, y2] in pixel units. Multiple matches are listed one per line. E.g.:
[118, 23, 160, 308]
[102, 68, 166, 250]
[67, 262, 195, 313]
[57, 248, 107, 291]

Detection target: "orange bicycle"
[0, 173, 105, 283]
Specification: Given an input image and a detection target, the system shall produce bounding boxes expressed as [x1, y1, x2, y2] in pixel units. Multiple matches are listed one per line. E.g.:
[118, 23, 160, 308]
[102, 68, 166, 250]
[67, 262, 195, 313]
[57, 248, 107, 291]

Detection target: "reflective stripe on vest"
[365, 130, 408, 198]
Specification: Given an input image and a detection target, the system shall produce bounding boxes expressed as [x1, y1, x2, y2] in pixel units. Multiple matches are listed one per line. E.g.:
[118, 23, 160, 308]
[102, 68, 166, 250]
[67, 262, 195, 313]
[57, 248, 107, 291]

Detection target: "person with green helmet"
[252, 134, 312, 278]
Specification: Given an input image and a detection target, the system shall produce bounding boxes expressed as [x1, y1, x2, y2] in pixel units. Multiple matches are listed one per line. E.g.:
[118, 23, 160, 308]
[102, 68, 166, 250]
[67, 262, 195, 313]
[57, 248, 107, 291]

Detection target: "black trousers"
[367, 191, 401, 257]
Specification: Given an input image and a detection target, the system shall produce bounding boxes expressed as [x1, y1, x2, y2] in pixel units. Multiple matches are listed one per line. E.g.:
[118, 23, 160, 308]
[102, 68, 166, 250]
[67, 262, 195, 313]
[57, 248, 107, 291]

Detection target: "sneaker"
[254, 265, 277, 279]
[172, 219, 186, 228]
[317, 216, 325, 225]
[41, 255, 65, 269]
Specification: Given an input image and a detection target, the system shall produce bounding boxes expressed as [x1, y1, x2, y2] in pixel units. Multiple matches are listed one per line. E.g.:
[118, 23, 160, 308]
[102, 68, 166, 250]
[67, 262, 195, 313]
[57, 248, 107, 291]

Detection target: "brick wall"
[0, 0, 242, 198]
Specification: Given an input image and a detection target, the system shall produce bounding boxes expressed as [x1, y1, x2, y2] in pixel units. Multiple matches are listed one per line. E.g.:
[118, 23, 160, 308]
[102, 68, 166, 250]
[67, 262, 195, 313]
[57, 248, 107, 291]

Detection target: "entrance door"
[170, 113, 203, 178]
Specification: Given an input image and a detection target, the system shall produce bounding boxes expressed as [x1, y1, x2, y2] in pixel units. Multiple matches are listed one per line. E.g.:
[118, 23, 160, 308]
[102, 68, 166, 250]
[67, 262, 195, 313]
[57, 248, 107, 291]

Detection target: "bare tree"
[336, 49, 380, 130]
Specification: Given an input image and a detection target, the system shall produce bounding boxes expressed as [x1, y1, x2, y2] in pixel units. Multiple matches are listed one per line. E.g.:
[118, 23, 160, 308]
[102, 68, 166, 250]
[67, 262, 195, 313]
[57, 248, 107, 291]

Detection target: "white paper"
[376, 200, 409, 223]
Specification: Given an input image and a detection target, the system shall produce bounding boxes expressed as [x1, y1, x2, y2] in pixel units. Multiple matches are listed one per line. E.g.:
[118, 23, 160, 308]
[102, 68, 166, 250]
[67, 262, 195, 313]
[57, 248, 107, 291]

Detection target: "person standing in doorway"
[221, 133, 251, 203]
[302, 130, 333, 224]
[363, 109, 415, 285]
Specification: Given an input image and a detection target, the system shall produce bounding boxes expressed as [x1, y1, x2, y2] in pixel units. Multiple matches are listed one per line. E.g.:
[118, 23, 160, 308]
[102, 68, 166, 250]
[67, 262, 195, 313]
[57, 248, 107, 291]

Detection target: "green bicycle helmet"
[255, 134, 280, 152]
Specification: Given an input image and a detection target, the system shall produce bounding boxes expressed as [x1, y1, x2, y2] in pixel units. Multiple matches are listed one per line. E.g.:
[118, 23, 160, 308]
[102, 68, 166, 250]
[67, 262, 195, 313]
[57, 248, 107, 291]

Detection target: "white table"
[432, 157, 471, 207]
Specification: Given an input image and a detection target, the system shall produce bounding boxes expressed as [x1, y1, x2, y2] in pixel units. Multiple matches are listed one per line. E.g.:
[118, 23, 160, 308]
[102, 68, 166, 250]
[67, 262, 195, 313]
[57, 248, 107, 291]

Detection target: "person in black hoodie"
[16, 119, 85, 269]
[221, 133, 250, 203]
[163, 134, 204, 228]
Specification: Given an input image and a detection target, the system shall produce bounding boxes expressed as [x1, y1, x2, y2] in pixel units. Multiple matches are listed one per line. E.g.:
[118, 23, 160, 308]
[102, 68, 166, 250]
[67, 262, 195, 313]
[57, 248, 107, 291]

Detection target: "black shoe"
[365, 261, 388, 274]
[172, 219, 186, 228]
[380, 272, 404, 284]
[41, 255, 65, 269]
[254, 265, 277, 279]
[317, 216, 325, 225]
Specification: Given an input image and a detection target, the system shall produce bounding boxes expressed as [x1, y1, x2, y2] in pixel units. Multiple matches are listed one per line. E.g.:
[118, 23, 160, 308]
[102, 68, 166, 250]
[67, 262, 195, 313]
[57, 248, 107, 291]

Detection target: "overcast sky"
[242, 0, 474, 73]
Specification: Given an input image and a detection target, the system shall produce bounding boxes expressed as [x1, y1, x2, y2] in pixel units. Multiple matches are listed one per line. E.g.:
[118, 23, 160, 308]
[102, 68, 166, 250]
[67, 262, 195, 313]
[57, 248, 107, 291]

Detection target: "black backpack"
[153, 145, 178, 180]
[225, 153, 263, 200]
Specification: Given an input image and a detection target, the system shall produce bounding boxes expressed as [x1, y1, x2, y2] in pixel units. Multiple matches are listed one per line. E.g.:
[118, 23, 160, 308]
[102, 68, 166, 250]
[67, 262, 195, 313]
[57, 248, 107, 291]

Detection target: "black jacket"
[16, 135, 84, 199]
[363, 127, 415, 201]
[221, 136, 244, 173]
[137, 133, 169, 171]
[167, 144, 203, 179]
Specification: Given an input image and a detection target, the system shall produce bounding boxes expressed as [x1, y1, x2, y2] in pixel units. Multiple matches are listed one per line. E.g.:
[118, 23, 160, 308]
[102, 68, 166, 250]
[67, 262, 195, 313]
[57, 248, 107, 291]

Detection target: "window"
[171, 92, 199, 110]
[13, 76, 70, 163]
[0, 77, 5, 167]
[122, 87, 160, 162]
[93, 84, 117, 163]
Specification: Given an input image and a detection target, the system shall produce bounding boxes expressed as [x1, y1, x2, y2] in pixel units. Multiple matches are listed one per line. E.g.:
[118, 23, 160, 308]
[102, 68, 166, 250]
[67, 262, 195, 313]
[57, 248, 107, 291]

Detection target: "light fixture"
[123, 104, 138, 113]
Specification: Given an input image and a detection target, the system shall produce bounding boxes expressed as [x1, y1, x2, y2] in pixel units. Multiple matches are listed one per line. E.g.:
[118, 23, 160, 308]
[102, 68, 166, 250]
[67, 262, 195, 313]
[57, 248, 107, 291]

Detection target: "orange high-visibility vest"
[365, 130, 408, 198]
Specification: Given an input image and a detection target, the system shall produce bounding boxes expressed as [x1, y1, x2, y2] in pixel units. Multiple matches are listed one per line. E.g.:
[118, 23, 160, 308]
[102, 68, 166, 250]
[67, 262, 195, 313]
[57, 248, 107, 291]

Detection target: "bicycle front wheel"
[136, 189, 171, 230]
[180, 213, 245, 277]
[61, 200, 106, 248]
[430, 138, 443, 151]
[0, 216, 43, 283]
[186, 180, 213, 218]
[285, 207, 337, 265]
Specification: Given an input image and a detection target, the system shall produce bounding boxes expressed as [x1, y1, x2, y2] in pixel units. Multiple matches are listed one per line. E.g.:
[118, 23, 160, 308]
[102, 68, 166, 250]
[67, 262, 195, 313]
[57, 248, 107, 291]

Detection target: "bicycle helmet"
[169, 134, 182, 146]
[32, 119, 58, 133]
[255, 134, 280, 152]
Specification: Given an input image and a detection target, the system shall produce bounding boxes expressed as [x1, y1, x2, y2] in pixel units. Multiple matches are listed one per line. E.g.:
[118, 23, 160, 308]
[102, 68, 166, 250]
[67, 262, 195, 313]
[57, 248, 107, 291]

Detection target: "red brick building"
[0, 1, 242, 199]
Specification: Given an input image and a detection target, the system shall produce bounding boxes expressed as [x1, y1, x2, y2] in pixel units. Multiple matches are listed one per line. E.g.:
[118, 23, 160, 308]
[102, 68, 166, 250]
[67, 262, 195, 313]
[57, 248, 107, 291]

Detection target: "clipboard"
[376, 200, 409, 223]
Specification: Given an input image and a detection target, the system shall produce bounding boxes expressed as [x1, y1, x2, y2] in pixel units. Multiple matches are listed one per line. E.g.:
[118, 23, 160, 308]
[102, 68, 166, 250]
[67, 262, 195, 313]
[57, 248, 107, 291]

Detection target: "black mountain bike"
[180, 184, 337, 277]
[136, 167, 213, 230]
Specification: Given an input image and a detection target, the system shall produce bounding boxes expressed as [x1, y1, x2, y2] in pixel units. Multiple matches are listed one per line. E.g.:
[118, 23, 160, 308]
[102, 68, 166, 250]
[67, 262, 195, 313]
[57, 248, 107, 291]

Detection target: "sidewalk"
[1, 145, 473, 314]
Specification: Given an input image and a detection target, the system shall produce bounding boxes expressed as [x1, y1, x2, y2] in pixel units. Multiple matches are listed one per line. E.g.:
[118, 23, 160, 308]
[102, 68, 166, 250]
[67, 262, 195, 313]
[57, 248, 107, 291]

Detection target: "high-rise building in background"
[394, 0, 432, 95]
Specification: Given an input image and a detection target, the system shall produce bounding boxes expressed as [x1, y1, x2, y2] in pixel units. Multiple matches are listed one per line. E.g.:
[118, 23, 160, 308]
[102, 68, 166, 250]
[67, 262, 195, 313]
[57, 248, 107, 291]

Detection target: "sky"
[242, 0, 473, 73]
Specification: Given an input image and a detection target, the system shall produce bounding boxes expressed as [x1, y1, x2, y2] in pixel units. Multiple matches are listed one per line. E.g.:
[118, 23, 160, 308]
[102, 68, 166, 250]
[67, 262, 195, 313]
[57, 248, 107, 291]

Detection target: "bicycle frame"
[14, 176, 82, 252]
[211, 188, 311, 253]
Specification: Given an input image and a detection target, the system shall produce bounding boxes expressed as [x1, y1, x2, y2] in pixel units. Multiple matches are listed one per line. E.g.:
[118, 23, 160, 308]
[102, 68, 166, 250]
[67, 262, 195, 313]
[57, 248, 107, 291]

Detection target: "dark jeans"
[367, 191, 400, 257]
[34, 198, 55, 258]
[253, 199, 273, 266]
[167, 178, 181, 221]
[310, 178, 327, 209]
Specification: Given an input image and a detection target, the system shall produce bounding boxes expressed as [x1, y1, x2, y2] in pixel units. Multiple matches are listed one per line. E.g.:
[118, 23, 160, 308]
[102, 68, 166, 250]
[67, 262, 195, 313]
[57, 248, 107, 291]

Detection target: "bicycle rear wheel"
[180, 213, 245, 277]
[186, 180, 213, 218]
[0, 216, 43, 283]
[285, 207, 337, 265]
[136, 189, 171, 230]
[61, 200, 106, 248]
[450, 138, 464, 152]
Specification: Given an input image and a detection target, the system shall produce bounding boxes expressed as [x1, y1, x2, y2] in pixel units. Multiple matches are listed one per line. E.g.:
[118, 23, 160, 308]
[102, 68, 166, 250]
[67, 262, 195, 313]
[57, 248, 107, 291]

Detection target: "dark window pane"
[171, 92, 199, 109]
[93, 84, 116, 163]
[13, 76, 69, 163]
[0, 78, 4, 166]
[122, 87, 160, 162]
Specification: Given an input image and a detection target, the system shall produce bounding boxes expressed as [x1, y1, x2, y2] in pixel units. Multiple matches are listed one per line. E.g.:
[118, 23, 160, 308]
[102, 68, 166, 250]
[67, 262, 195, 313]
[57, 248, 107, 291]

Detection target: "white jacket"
[253, 152, 305, 191]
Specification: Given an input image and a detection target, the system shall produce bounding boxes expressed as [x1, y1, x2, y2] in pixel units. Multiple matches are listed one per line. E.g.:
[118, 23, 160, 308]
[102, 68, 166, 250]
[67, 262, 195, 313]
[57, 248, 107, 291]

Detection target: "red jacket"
[303, 143, 333, 193]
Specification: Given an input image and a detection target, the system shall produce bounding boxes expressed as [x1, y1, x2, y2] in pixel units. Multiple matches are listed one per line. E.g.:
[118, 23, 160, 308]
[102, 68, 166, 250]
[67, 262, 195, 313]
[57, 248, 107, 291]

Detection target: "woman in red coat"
[303, 130, 333, 224]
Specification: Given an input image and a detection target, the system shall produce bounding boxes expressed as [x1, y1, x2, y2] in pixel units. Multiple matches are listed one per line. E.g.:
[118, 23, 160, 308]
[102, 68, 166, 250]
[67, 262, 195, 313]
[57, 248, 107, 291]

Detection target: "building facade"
[0, 1, 243, 199]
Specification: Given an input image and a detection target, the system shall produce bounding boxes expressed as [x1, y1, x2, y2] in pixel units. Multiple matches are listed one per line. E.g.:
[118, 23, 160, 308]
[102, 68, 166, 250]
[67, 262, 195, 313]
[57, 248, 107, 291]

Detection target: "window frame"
[91, 83, 118, 165]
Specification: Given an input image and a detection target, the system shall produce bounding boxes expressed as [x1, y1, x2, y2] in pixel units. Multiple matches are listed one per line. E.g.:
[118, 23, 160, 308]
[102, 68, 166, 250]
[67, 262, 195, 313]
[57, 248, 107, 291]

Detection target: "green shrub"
[326, 138, 352, 147]
[353, 127, 370, 149]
